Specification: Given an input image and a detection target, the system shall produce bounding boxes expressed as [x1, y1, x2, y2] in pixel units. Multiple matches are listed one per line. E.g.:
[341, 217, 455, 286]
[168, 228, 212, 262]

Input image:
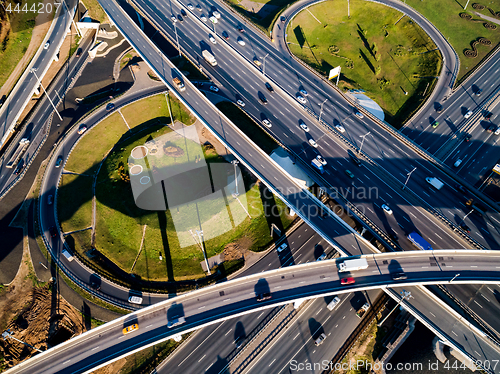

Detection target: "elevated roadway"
[6, 250, 500, 374]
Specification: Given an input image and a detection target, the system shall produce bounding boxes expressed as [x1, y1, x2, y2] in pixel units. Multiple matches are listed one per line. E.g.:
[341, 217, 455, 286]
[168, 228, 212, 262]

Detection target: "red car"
[341, 277, 355, 285]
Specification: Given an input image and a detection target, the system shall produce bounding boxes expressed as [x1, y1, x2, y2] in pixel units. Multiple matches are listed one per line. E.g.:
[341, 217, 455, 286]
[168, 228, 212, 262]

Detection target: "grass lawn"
[60, 94, 293, 282]
[287, 0, 441, 127]
[82, 0, 108, 23]
[216, 101, 279, 154]
[405, 0, 500, 82]
[0, 0, 39, 90]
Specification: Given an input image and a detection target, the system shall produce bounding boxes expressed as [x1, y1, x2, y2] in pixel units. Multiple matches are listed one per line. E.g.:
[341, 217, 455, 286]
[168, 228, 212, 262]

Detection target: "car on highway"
[262, 119, 271, 127]
[316, 155, 327, 165]
[55, 155, 63, 168]
[253, 57, 261, 66]
[196, 4, 202, 11]
[178, 14, 184, 22]
[464, 134, 471, 142]
[181, 8, 187, 17]
[14, 160, 24, 175]
[222, 31, 230, 40]
[354, 110, 363, 119]
[44, 41, 50, 49]
[128, 296, 143, 304]
[259, 94, 268, 105]
[495, 127, 500, 135]
[77, 124, 87, 134]
[209, 15, 217, 23]
[209, 34, 216, 44]
[454, 159, 462, 168]
[90, 281, 101, 290]
[237, 37, 245, 46]
[341, 277, 355, 285]
[431, 120, 439, 128]
[76, 48, 82, 57]
[314, 333, 327, 346]
[381, 204, 392, 215]
[335, 124, 345, 133]
[167, 317, 186, 328]
[123, 323, 139, 335]
[487, 124, 497, 133]
[464, 110, 473, 119]
[265, 82, 274, 93]
[237, 25, 245, 32]
[391, 272, 407, 281]
[435, 103, 443, 113]
[212, 10, 221, 18]
[106, 103, 115, 111]
[47, 195, 53, 205]
[276, 243, 287, 252]
[49, 226, 58, 238]
[456, 184, 467, 194]
[256, 292, 272, 301]
[348, 150, 362, 166]
[327, 296, 341, 310]
[296, 94, 306, 104]
[201, 14, 207, 21]
[299, 88, 308, 96]
[236, 99, 245, 107]
[460, 223, 471, 233]
[299, 121, 309, 132]
[485, 112, 492, 120]
[187, 3, 194, 10]
[345, 169, 355, 178]
[171, 14, 177, 22]
[475, 88, 482, 96]
[308, 138, 318, 148]
[316, 253, 327, 261]
[280, 16, 286, 23]
[209, 85, 219, 92]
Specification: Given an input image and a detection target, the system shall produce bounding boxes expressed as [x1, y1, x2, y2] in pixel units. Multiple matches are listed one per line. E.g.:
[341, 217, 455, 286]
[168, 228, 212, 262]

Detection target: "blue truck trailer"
[407, 232, 433, 250]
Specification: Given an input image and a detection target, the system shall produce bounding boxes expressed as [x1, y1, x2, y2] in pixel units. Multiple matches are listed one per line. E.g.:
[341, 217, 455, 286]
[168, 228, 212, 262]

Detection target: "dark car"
[455, 184, 467, 194]
[475, 88, 482, 96]
[265, 82, 274, 93]
[180, 8, 187, 17]
[55, 155, 63, 168]
[14, 159, 24, 175]
[177, 14, 184, 22]
[49, 226, 58, 238]
[464, 134, 472, 142]
[347, 149, 362, 166]
[487, 124, 497, 133]
[222, 31, 229, 40]
[106, 103, 115, 111]
[485, 112, 493, 120]
[460, 223, 471, 233]
[259, 93, 268, 105]
[237, 25, 245, 32]
[391, 272, 407, 281]
[435, 103, 443, 113]
[280, 16, 286, 23]
[90, 281, 101, 291]
[256, 292, 271, 301]
[76, 48, 82, 57]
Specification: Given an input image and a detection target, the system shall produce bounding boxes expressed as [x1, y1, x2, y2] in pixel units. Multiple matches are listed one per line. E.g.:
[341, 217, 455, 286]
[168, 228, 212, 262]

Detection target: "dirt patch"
[0, 0, 54, 99]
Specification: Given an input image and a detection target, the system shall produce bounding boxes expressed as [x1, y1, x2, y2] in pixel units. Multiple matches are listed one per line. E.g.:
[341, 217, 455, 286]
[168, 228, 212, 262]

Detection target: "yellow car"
[123, 323, 139, 335]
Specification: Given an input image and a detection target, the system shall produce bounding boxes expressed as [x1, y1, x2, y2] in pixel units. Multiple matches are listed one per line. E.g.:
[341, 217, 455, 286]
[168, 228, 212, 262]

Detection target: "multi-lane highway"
[0, 0, 78, 149]
[6, 250, 500, 374]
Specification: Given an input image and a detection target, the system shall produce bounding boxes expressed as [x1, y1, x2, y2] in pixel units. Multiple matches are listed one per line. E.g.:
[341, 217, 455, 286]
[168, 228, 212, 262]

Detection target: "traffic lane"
[246, 289, 383, 374]
[446, 283, 500, 335]
[390, 285, 500, 373]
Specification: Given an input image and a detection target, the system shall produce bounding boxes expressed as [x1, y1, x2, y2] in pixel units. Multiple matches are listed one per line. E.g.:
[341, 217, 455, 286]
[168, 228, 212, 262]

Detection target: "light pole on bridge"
[318, 98, 328, 123]
[30, 68, 63, 121]
[402, 167, 417, 190]
[358, 131, 370, 154]
[378, 290, 413, 327]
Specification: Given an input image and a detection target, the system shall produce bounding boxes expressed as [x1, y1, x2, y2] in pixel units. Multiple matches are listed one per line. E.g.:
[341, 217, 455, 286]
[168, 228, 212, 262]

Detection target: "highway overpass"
[5, 250, 500, 374]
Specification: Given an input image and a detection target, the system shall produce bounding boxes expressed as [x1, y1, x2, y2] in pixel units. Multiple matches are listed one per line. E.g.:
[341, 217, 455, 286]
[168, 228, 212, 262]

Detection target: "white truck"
[426, 177, 444, 190]
[6, 138, 30, 168]
[173, 77, 186, 91]
[311, 158, 324, 174]
[338, 258, 368, 272]
[202, 50, 217, 66]
[167, 316, 186, 328]
[356, 302, 370, 318]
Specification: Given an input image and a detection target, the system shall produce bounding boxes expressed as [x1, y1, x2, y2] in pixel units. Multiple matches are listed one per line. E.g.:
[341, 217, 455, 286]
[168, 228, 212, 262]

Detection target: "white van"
[167, 316, 186, 328]
[327, 296, 341, 311]
[454, 159, 462, 168]
[128, 296, 143, 304]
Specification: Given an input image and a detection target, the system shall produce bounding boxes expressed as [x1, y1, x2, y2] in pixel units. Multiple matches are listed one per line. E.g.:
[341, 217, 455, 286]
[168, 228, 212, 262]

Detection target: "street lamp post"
[61, 0, 81, 37]
[165, 91, 174, 127]
[196, 230, 211, 275]
[2, 330, 43, 353]
[402, 167, 417, 190]
[30, 68, 63, 121]
[232, 159, 239, 197]
[358, 131, 370, 153]
[378, 290, 413, 327]
[449, 273, 460, 283]
[318, 98, 328, 123]
[262, 53, 270, 75]
[464, 0, 471, 10]
[455, 210, 474, 231]
[173, 23, 181, 57]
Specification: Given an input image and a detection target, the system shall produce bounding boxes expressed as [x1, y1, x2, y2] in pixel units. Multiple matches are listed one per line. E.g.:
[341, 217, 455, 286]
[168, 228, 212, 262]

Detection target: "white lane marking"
[225, 328, 233, 336]
[198, 354, 206, 362]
